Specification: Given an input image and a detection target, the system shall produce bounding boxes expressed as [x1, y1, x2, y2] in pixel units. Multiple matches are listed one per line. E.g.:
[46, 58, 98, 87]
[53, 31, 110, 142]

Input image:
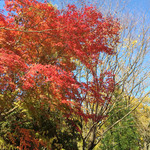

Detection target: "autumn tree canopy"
[0, 0, 121, 149]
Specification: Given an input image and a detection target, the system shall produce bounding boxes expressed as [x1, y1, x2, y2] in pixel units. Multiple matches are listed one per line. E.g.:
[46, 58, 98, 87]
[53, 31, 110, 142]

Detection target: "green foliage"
[100, 92, 141, 150]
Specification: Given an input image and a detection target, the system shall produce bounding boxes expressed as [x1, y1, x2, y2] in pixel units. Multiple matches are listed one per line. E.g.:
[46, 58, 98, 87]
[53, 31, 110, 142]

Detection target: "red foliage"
[0, 0, 120, 147]
[9, 126, 45, 150]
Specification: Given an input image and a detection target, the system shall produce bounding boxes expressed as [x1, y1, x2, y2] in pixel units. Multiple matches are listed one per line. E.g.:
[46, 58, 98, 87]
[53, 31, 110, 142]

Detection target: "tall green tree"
[100, 91, 141, 150]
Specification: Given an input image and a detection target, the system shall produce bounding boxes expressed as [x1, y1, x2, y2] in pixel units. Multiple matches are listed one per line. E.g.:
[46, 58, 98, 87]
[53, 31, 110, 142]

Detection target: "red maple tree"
[0, 0, 120, 149]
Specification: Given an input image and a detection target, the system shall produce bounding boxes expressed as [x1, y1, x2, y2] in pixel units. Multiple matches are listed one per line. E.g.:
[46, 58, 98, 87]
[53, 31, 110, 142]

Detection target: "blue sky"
[128, 0, 150, 14]
[127, 0, 150, 24]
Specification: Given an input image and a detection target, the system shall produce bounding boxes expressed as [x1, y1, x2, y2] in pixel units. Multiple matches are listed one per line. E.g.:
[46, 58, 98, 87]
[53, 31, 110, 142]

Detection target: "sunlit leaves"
[0, 0, 120, 149]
